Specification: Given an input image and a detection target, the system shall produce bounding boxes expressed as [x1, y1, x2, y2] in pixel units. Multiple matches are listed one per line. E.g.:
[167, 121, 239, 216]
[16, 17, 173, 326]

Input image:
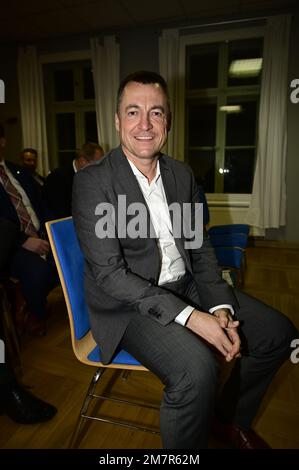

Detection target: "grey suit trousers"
[120, 275, 297, 449]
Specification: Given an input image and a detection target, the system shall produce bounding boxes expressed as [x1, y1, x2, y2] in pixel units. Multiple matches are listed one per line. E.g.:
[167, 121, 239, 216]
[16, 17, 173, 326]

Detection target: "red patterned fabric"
[0, 165, 38, 237]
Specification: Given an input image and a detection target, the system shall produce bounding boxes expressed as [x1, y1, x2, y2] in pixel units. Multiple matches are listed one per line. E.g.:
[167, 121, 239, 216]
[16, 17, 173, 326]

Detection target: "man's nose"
[138, 113, 152, 130]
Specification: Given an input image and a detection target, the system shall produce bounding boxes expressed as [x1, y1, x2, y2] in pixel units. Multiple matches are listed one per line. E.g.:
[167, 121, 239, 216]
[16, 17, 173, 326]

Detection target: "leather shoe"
[212, 419, 271, 449]
[1, 381, 57, 424]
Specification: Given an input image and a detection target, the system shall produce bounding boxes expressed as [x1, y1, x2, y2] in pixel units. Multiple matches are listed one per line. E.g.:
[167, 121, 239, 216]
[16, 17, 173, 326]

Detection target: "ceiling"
[0, 0, 296, 43]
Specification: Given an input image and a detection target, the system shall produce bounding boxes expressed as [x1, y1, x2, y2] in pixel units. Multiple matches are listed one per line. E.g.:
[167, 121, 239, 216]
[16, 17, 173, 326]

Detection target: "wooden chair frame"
[46, 218, 159, 448]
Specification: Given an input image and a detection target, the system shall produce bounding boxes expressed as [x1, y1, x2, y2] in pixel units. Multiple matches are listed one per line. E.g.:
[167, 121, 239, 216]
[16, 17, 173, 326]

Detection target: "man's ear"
[115, 113, 120, 132]
[0, 137, 6, 148]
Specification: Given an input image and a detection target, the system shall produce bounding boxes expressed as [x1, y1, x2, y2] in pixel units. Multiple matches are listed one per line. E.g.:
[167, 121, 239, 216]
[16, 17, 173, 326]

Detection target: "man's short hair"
[116, 70, 171, 121]
[0, 123, 5, 139]
[22, 148, 38, 157]
[77, 142, 104, 162]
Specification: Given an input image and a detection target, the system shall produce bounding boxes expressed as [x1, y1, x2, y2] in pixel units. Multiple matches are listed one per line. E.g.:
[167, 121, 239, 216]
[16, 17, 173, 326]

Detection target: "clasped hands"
[186, 308, 241, 362]
[22, 236, 50, 257]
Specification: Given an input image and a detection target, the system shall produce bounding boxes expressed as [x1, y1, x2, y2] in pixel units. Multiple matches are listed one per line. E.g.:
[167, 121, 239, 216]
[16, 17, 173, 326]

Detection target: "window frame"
[41, 50, 96, 170]
[178, 25, 266, 207]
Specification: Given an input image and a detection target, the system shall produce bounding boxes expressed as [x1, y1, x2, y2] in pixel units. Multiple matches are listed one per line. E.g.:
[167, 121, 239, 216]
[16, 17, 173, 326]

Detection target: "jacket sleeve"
[72, 167, 189, 326]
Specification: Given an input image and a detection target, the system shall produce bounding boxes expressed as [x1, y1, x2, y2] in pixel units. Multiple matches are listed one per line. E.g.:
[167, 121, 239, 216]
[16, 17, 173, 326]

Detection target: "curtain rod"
[179, 15, 268, 31]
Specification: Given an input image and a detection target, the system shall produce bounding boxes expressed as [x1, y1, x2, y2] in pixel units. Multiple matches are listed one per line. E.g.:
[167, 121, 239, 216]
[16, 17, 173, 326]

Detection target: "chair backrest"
[46, 217, 146, 370]
[46, 217, 90, 341]
[209, 224, 250, 236]
[208, 232, 248, 249]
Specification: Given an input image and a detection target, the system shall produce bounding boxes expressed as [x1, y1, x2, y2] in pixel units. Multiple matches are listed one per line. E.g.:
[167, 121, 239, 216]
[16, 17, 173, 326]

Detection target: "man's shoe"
[1, 381, 57, 424]
[212, 420, 271, 449]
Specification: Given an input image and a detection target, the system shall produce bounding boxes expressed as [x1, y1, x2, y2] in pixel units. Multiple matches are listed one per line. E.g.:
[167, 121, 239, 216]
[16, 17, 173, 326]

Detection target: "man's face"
[115, 81, 169, 162]
[23, 152, 37, 171]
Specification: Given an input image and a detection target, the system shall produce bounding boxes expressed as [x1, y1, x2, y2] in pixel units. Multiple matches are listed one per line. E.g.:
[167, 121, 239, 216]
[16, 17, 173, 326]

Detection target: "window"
[44, 60, 97, 169]
[185, 37, 263, 194]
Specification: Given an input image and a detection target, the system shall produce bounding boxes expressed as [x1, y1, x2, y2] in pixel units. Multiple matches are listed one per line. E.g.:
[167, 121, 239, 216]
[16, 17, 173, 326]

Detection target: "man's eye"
[151, 111, 163, 117]
[128, 110, 138, 116]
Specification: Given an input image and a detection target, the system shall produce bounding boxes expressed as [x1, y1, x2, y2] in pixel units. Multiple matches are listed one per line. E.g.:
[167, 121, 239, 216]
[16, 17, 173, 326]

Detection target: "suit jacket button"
[149, 308, 155, 315]
[149, 278, 156, 285]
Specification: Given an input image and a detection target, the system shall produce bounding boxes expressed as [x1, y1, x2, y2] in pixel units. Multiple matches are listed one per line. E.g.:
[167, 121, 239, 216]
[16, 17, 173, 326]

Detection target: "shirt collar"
[73, 160, 78, 173]
[127, 158, 161, 184]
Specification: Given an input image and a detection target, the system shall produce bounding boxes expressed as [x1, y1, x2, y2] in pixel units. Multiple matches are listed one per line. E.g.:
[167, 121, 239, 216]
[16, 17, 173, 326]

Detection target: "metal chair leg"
[121, 370, 131, 381]
[68, 367, 105, 448]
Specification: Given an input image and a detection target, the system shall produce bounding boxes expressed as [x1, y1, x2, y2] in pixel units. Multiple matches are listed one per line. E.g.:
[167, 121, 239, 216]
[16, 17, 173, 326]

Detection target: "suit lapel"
[159, 155, 177, 207]
[160, 156, 191, 271]
[112, 147, 147, 206]
[111, 147, 156, 240]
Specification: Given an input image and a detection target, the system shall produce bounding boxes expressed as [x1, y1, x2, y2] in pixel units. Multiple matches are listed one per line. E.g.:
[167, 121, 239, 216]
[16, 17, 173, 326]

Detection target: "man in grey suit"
[72, 71, 297, 449]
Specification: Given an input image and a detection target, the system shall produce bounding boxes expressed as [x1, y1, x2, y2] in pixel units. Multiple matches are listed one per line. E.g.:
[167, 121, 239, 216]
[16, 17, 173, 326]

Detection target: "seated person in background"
[0, 218, 57, 424]
[20, 148, 45, 187]
[43, 142, 104, 219]
[0, 123, 58, 336]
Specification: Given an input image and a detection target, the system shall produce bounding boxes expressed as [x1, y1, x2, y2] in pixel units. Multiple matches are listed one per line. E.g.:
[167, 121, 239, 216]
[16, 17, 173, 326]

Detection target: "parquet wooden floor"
[0, 244, 298, 449]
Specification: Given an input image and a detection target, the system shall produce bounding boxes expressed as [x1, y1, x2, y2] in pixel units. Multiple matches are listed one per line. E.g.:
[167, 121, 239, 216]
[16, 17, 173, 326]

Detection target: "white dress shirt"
[128, 159, 233, 325]
[0, 161, 40, 232]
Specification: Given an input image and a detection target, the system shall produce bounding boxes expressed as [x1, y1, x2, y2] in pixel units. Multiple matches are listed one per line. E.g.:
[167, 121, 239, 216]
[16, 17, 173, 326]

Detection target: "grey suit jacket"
[72, 146, 237, 364]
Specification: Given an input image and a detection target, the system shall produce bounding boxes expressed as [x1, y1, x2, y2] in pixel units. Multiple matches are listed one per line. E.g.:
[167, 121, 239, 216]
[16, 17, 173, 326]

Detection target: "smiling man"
[72, 71, 297, 449]
[115, 80, 169, 169]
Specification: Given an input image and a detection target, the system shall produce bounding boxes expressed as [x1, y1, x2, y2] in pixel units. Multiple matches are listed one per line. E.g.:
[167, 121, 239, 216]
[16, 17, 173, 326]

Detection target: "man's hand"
[213, 308, 241, 361]
[186, 309, 241, 362]
[22, 237, 50, 257]
[213, 308, 239, 329]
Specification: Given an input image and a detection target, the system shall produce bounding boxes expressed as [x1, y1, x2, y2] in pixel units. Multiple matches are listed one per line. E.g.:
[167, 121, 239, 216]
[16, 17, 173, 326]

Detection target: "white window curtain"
[246, 15, 291, 229]
[159, 29, 182, 160]
[17, 46, 49, 176]
[90, 36, 119, 152]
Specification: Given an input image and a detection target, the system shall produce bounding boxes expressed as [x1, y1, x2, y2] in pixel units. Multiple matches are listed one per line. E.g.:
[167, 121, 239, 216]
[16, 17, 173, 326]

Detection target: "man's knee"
[273, 313, 298, 355]
[261, 310, 298, 361]
[165, 350, 220, 404]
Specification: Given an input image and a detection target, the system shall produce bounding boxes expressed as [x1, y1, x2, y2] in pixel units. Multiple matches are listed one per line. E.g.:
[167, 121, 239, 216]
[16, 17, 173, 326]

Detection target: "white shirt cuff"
[175, 306, 195, 326]
[209, 304, 234, 316]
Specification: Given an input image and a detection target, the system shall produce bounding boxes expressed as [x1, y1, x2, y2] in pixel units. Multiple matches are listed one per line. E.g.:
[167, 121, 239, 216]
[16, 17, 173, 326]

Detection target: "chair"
[210, 233, 248, 287]
[198, 186, 249, 286]
[198, 185, 250, 237]
[45, 217, 159, 448]
[208, 224, 250, 237]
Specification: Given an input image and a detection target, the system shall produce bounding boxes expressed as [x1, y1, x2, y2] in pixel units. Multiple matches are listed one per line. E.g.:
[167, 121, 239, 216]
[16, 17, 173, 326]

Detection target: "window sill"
[206, 193, 250, 208]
